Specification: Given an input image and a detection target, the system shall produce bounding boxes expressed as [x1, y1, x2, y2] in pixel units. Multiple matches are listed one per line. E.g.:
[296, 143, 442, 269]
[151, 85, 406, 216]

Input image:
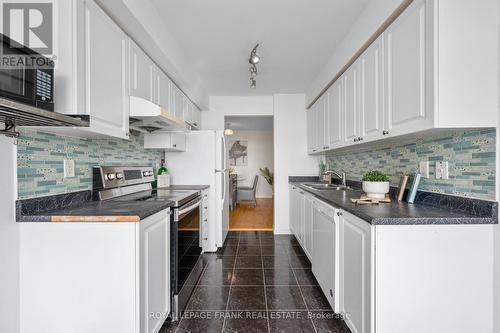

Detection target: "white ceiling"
[225, 116, 273, 131]
[150, 0, 369, 97]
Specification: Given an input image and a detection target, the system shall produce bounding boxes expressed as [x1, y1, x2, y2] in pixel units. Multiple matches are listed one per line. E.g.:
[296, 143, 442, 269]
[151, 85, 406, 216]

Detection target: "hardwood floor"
[229, 198, 273, 231]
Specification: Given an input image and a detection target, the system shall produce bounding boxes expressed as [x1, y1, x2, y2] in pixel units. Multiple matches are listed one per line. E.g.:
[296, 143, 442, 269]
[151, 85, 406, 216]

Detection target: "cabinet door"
[289, 186, 297, 235]
[192, 107, 201, 129]
[340, 211, 373, 333]
[360, 36, 384, 142]
[171, 86, 185, 120]
[303, 195, 313, 260]
[154, 67, 171, 112]
[327, 79, 343, 148]
[306, 109, 315, 154]
[130, 41, 154, 102]
[183, 99, 193, 125]
[312, 203, 339, 312]
[85, 0, 129, 139]
[140, 211, 170, 333]
[343, 62, 360, 145]
[384, 0, 433, 137]
[297, 190, 305, 246]
[170, 133, 186, 152]
[315, 96, 327, 151]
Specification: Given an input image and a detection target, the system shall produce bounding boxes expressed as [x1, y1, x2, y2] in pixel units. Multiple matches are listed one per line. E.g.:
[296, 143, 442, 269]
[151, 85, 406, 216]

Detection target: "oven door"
[171, 196, 204, 320]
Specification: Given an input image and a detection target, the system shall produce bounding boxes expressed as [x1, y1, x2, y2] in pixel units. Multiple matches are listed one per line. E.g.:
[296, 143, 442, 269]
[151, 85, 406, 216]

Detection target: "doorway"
[224, 116, 274, 231]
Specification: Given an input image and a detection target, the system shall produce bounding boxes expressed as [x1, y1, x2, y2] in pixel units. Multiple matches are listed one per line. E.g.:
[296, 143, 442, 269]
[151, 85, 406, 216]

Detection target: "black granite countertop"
[158, 185, 210, 191]
[290, 182, 497, 225]
[17, 190, 174, 222]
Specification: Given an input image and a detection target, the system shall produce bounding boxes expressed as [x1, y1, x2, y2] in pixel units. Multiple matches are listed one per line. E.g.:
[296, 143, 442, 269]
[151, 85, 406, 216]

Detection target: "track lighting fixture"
[248, 44, 260, 88]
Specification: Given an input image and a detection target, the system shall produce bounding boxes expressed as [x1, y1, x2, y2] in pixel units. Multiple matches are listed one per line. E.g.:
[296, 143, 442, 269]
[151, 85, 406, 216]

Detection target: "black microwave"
[0, 34, 54, 111]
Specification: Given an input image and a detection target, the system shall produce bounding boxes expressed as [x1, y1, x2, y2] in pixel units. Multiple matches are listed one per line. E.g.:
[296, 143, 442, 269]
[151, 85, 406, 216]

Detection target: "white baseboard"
[273, 229, 292, 235]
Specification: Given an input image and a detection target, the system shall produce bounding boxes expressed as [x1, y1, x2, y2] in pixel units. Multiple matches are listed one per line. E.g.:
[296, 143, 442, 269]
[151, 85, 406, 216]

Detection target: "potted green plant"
[259, 167, 274, 194]
[362, 170, 390, 199]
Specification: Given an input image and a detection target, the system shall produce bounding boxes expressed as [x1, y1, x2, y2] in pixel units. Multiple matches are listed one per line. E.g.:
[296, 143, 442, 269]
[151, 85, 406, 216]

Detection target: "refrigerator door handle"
[221, 134, 227, 170]
[221, 172, 226, 201]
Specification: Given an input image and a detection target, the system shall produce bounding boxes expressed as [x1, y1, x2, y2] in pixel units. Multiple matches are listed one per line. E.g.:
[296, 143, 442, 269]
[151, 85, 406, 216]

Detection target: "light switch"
[64, 160, 75, 178]
[419, 161, 429, 178]
[435, 161, 449, 180]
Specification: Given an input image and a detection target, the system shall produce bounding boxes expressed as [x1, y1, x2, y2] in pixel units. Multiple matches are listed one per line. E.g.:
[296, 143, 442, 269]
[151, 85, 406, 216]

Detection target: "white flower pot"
[362, 181, 390, 199]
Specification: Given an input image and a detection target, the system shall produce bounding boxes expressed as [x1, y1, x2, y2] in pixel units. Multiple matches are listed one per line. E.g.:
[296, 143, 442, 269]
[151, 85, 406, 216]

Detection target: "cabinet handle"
[382, 130, 389, 135]
[337, 211, 343, 216]
[330, 289, 334, 297]
[354, 138, 358, 143]
[323, 146, 329, 150]
[358, 137, 363, 141]
[172, 144, 177, 147]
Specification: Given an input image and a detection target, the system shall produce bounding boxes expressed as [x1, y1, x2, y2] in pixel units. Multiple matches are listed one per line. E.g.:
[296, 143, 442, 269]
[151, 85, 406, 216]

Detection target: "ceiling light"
[249, 44, 260, 65]
[224, 122, 234, 136]
[248, 44, 260, 88]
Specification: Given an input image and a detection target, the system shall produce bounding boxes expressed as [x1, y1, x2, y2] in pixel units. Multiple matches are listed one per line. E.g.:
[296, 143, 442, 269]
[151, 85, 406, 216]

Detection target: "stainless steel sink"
[302, 183, 352, 191]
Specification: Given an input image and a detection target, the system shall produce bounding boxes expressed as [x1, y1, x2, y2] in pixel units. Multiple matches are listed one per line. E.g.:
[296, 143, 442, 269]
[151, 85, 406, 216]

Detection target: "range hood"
[0, 97, 89, 138]
[129, 96, 190, 133]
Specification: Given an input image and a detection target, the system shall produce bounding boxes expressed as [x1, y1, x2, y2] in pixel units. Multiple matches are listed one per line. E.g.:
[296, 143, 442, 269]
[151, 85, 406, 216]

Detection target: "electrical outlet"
[419, 161, 430, 178]
[64, 159, 75, 178]
[435, 161, 449, 180]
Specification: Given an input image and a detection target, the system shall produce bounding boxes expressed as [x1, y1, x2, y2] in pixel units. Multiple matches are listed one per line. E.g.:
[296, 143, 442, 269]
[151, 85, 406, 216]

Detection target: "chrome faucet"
[323, 170, 346, 186]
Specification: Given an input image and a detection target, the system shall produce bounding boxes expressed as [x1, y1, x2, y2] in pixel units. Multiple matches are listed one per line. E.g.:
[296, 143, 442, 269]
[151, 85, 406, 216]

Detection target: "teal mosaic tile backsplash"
[17, 129, 161, 199]
[325, 129, 497, 200]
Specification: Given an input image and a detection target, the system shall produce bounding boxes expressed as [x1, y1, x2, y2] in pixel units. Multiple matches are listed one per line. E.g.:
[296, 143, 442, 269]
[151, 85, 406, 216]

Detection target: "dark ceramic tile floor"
[161, 231, 351, 333]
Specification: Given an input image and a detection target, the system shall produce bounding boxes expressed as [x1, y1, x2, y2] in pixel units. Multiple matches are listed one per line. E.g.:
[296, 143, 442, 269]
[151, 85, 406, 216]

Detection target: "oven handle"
[178, 197, 202, 218]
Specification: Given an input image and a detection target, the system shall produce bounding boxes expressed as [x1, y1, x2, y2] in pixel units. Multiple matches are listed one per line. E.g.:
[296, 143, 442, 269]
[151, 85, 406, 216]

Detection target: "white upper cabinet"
[359, 35, 385, 142]
[384, 0, 433, 137]
[327, 79, 343, 149]
[84, 0, 129, 139]
[192, 107, 201, 129]
[306, 109, 315, 154]
[171, 85, 185, 120]
[307, 0, 496, 154]
[129, 41, 155, 102]
[343, 62, 360, 145]
[154, 66, 172, 112]
[315, 95, 327, 151]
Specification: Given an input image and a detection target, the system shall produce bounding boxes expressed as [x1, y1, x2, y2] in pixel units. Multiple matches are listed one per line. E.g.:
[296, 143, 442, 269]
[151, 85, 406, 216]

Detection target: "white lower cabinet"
[20, 209, 171, 333]
[312, 199, 340, 312]
[290, 188, 494, 333]
[140, 211, 171, 333]
[339, 210, 374, 333]
[302, 193, 313, 260]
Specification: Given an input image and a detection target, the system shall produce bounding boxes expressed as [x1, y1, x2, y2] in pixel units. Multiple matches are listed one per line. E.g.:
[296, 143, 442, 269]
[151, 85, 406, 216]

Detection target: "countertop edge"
[290, 182, 498, 226]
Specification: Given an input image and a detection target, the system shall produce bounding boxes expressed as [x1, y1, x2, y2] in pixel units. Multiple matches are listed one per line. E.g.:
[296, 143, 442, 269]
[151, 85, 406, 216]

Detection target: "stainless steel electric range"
[93, 166, 205, 321]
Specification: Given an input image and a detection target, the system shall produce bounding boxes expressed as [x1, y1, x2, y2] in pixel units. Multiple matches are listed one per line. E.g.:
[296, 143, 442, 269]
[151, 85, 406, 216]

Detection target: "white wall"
[0, 137, 19, 333]
[306, 0, 406, 105]
[273, 94, 318, 234]
[203, 96, 274, 130]
[227, 130, 274, 198]
[205, 95, 317, 234]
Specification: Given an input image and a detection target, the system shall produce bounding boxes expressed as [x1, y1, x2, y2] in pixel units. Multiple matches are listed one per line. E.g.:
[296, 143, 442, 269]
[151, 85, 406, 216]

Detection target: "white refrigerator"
[166, 131, 229, 252]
